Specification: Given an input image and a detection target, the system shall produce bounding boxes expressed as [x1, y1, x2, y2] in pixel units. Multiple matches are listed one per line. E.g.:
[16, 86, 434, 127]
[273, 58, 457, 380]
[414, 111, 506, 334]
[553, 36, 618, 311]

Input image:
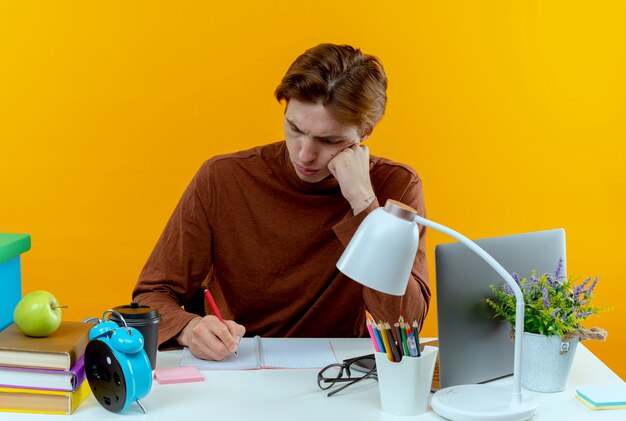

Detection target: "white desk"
[3, 339, 624, 420]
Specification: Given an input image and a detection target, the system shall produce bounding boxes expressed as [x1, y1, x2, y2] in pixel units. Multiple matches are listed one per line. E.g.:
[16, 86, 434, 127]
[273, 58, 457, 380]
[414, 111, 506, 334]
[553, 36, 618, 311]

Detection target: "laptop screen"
[434, 228, 566, 389]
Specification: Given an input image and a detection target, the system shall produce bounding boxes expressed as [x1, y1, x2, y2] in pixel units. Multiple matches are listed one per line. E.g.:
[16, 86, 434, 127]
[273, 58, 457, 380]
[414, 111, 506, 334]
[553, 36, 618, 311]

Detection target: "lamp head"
[337, 200, 419, 295]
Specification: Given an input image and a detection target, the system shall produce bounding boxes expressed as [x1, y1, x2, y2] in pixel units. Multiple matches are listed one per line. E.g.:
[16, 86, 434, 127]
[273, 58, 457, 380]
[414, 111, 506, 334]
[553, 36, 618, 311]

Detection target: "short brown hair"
[275, 43, 387, 135]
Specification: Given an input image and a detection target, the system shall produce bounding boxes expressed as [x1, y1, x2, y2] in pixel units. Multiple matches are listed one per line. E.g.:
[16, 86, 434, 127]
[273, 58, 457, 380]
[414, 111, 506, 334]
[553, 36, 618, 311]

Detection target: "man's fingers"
[190, 341, 227, 361]
[222, 335, 237, 347]
[186, 316, 246, 360]
[214, 325, 239, 353]
[225, 320, 245, 338]
[189, 316, 235, 359]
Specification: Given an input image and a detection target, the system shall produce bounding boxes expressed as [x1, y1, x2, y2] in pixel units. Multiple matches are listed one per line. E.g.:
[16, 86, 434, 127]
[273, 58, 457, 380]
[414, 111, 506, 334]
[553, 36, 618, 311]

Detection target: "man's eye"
[290, 125, 303, 134]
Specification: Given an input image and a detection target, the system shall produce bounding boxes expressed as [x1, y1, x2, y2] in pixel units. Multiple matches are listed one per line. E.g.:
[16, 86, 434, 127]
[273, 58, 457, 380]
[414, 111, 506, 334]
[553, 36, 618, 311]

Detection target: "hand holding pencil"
[204, 288, 242, 358]
[176, 290, 245, 361]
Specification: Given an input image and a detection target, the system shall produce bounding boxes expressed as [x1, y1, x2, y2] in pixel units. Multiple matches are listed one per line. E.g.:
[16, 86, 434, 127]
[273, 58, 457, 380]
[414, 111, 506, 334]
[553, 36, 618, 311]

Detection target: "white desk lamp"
[337, 199, 537, 421]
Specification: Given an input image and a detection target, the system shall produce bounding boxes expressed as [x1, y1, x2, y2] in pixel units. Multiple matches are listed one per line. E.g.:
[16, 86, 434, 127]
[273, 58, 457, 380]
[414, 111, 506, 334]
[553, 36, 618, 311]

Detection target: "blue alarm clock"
[84, 310, 152, 413]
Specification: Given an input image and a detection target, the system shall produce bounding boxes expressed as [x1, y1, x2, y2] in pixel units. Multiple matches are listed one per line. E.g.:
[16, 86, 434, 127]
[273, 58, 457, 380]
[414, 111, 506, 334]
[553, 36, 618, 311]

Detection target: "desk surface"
[2, 339, 624, 421]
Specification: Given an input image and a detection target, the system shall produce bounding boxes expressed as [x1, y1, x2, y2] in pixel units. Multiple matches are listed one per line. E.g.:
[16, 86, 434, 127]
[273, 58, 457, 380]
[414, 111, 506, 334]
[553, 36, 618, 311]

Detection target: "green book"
[0, 233, 31, 264]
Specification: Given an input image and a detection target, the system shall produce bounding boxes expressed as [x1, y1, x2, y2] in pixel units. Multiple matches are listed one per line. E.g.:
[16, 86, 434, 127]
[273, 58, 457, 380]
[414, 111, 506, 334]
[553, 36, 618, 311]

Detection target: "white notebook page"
[181, 338, 261, 370]
[259, 338, 337, 368]
[180, 337, 337, 370]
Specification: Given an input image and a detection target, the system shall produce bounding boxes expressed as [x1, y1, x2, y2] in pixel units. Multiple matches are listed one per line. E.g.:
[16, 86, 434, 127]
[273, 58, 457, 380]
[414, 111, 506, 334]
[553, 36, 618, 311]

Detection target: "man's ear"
[360, 128, 372, 142]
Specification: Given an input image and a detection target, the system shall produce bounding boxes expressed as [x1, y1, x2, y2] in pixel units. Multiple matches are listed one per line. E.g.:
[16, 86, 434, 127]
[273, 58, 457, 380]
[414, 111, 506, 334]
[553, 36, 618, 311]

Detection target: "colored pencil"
[394, 322, 406, 356]
[399, 322, 410, 357]
[366, 319, 380, 352]
[379, 320, 394, 361]
[412, 318, 421, 357]
[385, 322, 402, 362]
[372, 322, 385, 353]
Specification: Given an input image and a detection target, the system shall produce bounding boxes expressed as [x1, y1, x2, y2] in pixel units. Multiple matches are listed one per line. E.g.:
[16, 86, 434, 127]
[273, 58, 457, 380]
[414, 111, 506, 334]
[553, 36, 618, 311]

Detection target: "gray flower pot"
[521, 332, 579, 392]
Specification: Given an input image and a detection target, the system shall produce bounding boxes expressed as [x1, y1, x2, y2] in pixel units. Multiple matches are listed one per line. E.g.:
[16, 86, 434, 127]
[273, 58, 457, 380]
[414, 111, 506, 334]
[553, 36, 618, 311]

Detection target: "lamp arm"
[413, 214, 524, 404]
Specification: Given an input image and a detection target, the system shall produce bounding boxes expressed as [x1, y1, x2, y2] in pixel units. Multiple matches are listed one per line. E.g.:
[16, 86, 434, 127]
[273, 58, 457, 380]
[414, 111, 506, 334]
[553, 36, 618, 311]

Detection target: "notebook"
[180, 336, 337, 370]
[435, 228, 566, 389]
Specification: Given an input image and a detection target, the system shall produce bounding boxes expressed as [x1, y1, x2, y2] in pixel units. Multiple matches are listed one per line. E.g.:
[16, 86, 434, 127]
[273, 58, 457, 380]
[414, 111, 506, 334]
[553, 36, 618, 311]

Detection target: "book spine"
[73, 356, 86, 390]
[69, 380, 91, 414]
[67, 332, 91, 371]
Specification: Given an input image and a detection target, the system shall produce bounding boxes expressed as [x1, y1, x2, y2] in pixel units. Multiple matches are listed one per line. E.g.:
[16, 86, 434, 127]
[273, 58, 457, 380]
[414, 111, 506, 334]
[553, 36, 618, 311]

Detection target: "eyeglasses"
[317, 354, 377, 397]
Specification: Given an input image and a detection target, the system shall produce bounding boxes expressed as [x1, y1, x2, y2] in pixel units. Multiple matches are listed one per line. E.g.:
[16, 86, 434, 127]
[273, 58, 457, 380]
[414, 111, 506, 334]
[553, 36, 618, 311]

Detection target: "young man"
[133, 43, 430, 361]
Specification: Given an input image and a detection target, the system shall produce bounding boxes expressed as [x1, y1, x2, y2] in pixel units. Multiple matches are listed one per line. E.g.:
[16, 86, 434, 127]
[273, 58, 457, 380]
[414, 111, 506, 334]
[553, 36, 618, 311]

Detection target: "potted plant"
[486, 257, 609, 392]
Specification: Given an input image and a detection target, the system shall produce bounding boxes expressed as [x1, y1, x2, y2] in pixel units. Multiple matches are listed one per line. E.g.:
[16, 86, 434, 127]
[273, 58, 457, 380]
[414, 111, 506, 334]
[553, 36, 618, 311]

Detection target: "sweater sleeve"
[132, 162, 214, 348]
[332, 178, 431, 329]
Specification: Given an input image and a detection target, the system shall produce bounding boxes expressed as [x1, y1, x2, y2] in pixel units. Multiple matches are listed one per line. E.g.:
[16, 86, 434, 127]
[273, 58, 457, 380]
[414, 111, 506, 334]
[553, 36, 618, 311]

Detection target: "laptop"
[434, 228, 566, 389]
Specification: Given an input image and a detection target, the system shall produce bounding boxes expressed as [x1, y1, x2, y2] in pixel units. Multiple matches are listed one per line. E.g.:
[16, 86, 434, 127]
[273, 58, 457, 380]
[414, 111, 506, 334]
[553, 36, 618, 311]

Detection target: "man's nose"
[298, 138, 318, 163]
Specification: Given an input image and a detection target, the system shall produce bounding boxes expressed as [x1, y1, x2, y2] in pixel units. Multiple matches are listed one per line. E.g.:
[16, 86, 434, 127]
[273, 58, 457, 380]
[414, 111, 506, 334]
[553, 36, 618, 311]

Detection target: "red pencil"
[204, 289, 225, 323]
[204, 289, 238, 357]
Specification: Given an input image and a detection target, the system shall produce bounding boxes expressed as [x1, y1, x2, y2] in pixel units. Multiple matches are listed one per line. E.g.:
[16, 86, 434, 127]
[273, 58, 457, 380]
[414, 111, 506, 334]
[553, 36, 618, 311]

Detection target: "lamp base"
[431, 384, 537, 421]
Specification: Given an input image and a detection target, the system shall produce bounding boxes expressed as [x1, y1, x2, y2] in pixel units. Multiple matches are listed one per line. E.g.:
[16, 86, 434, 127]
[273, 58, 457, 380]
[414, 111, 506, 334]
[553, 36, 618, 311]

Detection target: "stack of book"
[0, 321, 92, 415]
[576, 386, 626, 410]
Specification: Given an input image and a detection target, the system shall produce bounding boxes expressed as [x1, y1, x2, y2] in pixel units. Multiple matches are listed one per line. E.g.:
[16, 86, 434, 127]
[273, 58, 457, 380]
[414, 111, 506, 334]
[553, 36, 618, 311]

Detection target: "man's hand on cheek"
[327, 144, 376, 215]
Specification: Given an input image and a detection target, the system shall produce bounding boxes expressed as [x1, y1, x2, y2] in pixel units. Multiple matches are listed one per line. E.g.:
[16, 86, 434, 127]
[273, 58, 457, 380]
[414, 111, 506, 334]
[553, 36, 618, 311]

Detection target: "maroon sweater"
[133, 141, 430, 348]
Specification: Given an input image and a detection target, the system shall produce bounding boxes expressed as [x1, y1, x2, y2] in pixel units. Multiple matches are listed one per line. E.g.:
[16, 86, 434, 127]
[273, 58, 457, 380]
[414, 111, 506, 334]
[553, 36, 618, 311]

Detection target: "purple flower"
[586, 277, 599, 296]
[554, 257, 564, 280]
[550, 307, 561, 319]
[575, 311, 593, 319]
[522, 273, 539, 293]
[512, 273, 521, 287]
[573, 277, 591, 297]
[542, 287, 550, 308]
[545, 273, 559, 288]
[502, 283, 514, 296]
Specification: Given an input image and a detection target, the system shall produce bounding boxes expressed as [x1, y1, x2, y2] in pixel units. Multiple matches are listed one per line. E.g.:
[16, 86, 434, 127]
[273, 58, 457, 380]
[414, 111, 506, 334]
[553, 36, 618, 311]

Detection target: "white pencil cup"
[374, 346, 438, 416]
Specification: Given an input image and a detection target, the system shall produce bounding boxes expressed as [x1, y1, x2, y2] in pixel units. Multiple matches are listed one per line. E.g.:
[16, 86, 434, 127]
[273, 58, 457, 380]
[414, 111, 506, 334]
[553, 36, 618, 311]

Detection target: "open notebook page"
[258, 338, 337, 368]
[180, 337, 337, 370]
[181, 338, 261, 370]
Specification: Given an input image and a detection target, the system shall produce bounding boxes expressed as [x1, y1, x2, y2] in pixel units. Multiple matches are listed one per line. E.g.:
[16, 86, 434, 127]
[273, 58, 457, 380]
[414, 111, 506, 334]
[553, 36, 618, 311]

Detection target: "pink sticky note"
[154, 366, 205, 384]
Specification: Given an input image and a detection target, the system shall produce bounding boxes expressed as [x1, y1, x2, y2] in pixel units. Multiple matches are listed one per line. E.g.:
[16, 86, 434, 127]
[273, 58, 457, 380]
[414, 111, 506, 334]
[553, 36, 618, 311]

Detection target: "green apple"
[14, 290, 65, 337]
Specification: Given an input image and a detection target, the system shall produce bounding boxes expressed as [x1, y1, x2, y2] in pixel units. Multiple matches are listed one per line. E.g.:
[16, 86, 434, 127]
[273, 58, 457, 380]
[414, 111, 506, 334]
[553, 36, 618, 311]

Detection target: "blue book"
[0, 233, 31, 332]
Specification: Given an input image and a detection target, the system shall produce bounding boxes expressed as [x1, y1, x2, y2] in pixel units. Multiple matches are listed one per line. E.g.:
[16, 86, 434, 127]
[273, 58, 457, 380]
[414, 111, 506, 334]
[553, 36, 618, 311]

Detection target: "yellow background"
[2, 2, 624, 379]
